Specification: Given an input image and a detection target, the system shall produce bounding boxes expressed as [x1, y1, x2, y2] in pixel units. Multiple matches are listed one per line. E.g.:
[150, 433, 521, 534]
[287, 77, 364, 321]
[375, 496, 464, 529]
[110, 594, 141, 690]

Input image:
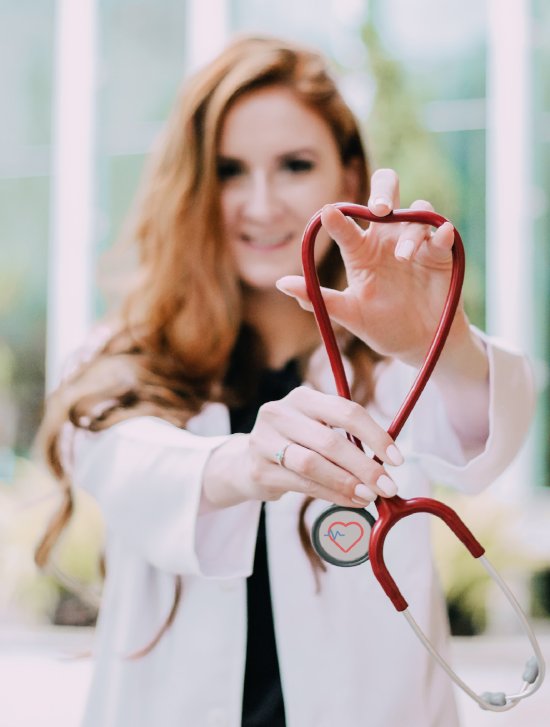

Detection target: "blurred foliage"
[360, 22, 486, 329]
[0, 456, 103, 625]
[0, 5, 53, 455]
[362, 22, 460, 218]
[532, 569, 550, 619]
[432, 487, 550, 635]
[0, 176, 49, 456]
[532, 0, 550, 487]
[0, 340, 17, 475]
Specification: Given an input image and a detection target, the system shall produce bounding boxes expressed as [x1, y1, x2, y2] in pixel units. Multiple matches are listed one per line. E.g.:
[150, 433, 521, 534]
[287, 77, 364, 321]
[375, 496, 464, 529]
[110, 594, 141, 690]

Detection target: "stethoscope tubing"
[302, 203, 465, 443]
[301, 203, 545, 710]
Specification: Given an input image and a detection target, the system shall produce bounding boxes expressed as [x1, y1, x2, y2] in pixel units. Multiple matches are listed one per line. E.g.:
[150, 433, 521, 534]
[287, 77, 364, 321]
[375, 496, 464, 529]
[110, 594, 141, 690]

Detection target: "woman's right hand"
[202, 386, 403, 509]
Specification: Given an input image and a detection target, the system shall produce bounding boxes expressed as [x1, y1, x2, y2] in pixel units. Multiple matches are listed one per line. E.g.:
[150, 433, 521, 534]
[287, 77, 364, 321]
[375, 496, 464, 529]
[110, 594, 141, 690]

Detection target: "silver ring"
[275, 443, 292, 468]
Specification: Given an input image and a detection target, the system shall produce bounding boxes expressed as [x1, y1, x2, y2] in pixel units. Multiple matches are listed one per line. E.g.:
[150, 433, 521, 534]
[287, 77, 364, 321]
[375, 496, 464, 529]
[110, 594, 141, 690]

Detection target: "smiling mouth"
[240, 232, 293, 250]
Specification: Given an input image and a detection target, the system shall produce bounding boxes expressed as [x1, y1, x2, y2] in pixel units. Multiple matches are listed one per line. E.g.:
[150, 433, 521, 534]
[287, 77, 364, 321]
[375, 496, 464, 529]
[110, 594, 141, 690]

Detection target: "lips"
[240, 232, 293, 250]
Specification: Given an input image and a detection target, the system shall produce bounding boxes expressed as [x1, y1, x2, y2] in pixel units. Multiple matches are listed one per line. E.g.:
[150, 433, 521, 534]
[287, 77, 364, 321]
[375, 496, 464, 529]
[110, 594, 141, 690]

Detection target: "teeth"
[242, 233, 290, 247]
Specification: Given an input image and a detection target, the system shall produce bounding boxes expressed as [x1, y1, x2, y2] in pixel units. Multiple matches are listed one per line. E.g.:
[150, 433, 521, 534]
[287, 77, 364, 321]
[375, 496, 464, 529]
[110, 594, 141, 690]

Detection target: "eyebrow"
[217, 147, 320, 162]
[278, 147, 319, 158]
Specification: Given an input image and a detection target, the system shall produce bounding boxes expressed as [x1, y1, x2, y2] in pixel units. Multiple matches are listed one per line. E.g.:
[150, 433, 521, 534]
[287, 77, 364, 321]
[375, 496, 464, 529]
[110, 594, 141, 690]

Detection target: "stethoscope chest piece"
[311, 505, 375, 567]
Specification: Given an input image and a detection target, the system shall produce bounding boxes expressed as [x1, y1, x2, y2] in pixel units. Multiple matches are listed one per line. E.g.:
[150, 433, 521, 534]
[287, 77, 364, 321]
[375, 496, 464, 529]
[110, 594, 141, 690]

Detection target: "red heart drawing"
[327, 521, 365, 553]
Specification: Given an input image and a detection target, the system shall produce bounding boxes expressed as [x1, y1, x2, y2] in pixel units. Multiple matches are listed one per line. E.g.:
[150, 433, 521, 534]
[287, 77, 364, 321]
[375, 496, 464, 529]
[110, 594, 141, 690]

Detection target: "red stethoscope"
[303, 203, 545, 711]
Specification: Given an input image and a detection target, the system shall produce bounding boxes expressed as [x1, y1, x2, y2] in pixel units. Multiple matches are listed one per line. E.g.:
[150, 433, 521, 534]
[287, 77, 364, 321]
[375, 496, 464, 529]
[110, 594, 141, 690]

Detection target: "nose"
[242, 171, 282, 222]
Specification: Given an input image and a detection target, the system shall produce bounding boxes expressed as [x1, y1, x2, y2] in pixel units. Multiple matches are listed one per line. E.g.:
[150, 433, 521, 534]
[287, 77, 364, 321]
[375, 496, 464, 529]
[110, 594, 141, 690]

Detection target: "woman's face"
[217, 86, 358, 291]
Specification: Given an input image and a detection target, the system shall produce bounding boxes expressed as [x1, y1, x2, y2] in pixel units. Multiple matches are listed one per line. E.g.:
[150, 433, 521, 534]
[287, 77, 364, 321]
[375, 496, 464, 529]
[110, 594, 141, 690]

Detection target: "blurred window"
[2, 0, 547, 494]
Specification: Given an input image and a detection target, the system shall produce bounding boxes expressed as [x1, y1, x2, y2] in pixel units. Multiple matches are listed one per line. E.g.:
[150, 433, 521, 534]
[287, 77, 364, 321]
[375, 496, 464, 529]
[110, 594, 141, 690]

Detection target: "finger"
[276, 275, 353, 323]
[367, 168, 400, 217]
[422, 221, 455, 264]
[320, 204, 366, 255]
[267, 440, 389, 505]
[394, 199, 434, 261]
[258, 408, 393, 497]
[276, 442, 377, 505]
[261, 388, 403, 474]
[410, 198, 434, 212]
[285, 387, 403, 467]
[276, 275, 314, 311]
[274, 464, 377, 507]
[284, 442, 397, 505]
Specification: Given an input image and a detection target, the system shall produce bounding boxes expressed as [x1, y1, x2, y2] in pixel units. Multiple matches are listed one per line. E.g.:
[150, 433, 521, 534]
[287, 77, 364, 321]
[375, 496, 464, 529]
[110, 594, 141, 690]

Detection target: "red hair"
[36, 34, 379, 653]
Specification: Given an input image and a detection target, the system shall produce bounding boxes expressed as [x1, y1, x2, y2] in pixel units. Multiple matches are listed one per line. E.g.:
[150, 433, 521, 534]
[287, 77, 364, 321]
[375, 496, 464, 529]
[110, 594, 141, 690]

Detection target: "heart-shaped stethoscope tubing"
[303, 203, 545, 711]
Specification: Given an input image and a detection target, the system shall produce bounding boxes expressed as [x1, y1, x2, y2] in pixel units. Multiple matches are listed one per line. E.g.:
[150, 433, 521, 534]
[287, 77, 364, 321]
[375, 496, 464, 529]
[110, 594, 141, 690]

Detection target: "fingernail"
[386, 443, 404, 466]
[354, 484, 375, 501]
[275, 280, 291, 294]
[395, 239, 415, 260]
[376, 474, 397, 496]
[372, 196, 392, 211]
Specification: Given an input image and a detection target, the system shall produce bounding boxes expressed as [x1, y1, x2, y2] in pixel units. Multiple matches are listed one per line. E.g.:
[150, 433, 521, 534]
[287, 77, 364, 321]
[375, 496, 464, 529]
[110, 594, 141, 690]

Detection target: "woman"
[37, 34, 534, 726]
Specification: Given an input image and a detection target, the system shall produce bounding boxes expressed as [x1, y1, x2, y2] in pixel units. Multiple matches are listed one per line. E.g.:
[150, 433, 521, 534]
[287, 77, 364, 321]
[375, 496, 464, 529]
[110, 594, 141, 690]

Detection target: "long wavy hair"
[36, 34, 381, 655]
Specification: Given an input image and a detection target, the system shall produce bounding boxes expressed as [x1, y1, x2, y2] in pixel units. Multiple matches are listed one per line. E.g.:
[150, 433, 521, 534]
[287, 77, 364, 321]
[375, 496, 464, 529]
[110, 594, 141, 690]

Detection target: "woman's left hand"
[276, 168, 470, 367]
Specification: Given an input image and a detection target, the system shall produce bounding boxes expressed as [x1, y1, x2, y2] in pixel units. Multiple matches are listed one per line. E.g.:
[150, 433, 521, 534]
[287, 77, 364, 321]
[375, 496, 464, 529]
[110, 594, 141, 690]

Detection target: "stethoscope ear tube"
[403, 555, 545, 711]
[302, 203, 546, 710]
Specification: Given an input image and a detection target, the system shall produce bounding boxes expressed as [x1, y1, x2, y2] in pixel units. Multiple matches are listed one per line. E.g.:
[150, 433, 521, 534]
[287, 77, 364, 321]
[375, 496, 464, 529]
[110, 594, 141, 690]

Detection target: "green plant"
[432, 487, 548, 635]
[0, 455, 104, 624]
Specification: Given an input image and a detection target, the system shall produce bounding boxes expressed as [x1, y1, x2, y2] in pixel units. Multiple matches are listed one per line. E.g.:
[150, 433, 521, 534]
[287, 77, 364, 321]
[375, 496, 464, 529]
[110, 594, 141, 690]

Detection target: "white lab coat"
[72, 331, 534, 727]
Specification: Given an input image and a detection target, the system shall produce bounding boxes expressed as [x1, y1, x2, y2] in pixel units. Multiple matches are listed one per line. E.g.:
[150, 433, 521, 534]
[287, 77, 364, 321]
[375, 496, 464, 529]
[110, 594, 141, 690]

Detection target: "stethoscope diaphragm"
[311, 505, 375, 567]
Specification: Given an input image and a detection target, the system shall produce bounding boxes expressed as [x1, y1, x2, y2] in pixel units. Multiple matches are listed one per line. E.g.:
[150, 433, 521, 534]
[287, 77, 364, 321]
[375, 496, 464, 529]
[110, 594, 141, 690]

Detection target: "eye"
[282, 157, 315, 174]
[216, 158, 244, 181]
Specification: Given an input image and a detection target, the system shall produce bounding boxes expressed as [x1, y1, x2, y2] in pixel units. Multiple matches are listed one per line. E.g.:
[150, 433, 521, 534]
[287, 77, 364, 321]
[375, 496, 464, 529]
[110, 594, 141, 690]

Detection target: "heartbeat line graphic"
[324, 529, 345, 540]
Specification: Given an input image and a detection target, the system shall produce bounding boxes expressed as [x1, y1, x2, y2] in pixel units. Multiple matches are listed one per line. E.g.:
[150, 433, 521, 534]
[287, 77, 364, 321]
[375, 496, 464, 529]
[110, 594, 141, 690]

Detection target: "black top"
[229, 359, 302, 727]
